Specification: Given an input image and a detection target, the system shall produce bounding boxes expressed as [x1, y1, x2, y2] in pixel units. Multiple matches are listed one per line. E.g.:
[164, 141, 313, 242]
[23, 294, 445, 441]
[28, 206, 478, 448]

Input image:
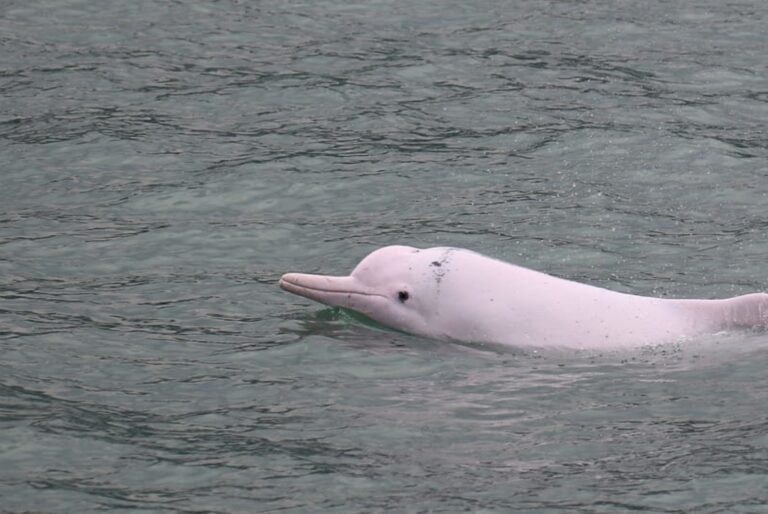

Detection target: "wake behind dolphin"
[279, 245, 768, 349]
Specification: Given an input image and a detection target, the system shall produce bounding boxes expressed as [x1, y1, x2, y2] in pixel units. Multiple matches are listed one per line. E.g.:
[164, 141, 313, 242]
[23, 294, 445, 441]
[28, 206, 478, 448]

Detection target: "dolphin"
[279, 245, 768, 348]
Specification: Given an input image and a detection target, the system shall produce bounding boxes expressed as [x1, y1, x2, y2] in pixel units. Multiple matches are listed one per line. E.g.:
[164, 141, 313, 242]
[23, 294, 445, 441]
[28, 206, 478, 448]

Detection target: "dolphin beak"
[279, 273, 380, 307]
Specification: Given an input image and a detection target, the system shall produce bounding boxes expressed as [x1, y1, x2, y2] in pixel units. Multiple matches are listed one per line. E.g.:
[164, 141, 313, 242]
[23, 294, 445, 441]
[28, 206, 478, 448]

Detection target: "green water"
[2, 0, 768, 512]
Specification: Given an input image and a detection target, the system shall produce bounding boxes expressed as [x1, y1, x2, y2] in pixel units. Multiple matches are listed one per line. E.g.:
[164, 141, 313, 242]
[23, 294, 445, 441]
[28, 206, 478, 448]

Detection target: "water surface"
[2, 0, 768, 511]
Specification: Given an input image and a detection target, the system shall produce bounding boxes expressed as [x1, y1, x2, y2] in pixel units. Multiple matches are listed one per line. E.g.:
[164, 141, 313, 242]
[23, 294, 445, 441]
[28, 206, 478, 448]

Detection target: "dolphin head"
[279, 245, 443, 337]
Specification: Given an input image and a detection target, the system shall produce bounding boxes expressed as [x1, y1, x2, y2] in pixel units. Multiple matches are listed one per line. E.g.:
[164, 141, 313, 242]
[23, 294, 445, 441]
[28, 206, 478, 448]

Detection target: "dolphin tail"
[673, 293, 768, 333]
[722, 293, 768, 329]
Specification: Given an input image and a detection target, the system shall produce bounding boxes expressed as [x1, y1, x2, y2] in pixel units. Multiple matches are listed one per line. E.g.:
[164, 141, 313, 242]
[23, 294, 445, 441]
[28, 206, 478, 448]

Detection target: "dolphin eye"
[398, 291, 410, 302]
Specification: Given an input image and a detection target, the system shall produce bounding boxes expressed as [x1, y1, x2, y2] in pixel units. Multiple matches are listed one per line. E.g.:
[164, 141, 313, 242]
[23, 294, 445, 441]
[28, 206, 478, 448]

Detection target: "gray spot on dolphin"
[430, 247, 455, 286]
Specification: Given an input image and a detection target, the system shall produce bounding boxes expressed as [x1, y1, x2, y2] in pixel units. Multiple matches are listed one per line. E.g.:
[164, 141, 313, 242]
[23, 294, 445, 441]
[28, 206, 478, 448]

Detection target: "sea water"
[2, 0, 768, 511]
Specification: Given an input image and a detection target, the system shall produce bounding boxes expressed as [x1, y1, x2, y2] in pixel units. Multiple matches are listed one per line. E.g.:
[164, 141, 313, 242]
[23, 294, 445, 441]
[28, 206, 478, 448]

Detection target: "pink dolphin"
[279, 245, 768, 349]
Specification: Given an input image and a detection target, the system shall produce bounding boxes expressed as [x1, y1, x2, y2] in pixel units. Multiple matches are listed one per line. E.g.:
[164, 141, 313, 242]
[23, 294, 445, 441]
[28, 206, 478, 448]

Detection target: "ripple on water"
[2, 0, 768, 512]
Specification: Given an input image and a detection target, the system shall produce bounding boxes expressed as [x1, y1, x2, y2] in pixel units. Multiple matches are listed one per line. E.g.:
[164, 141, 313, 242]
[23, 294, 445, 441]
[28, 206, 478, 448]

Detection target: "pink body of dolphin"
[279, 246, 768, 349]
